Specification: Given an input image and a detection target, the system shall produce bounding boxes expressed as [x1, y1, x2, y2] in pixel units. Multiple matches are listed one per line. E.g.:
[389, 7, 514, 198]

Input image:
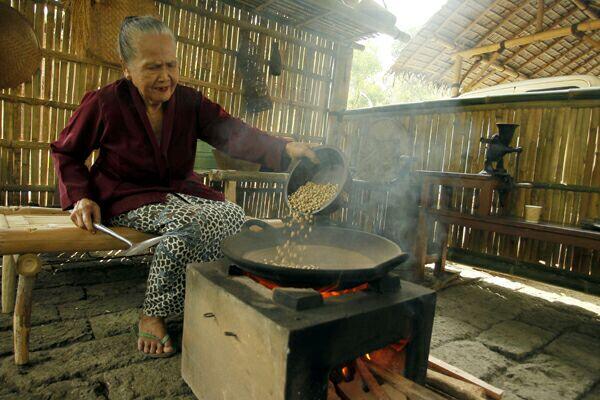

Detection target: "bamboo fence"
[0, 0, 337, 206]
[335, 92, 600, 278]
[2, 1, 598, 281]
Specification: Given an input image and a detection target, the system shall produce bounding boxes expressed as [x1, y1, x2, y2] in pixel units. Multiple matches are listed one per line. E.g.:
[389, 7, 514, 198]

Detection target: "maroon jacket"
[51, 79, 290, 219]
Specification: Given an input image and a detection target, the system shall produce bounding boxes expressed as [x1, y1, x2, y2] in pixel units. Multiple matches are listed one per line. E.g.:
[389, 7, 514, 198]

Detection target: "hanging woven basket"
[0, 3, 42, 89]
[67, 0, 159, 64]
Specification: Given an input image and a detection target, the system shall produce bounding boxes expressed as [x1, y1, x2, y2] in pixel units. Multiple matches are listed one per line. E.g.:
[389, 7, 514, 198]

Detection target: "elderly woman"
[51, 16, 316, 358]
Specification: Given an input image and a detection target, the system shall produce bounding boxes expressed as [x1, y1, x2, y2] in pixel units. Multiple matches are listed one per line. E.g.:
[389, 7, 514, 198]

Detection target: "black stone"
[272, 287, 323, 310]
[368, 275, 401, 294]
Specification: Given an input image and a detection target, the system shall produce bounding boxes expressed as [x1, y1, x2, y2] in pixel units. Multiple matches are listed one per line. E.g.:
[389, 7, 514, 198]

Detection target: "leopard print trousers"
[109, 193, 245, 317]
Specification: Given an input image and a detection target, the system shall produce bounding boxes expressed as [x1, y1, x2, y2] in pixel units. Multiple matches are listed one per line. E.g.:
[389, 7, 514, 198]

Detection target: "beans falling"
[257, 182, 339, 269]
[288, 182, 339, 214]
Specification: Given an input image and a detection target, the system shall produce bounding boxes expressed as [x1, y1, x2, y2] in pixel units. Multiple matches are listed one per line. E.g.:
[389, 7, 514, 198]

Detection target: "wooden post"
[326, 44, 353, 147]
[223, 180, 237, 204]
[13, 253, 42, 365]
[536, 0, 545, 32]
[451, 56, 462, 97]
[0, 214, 17, 314]
[1, 255, 17, 314]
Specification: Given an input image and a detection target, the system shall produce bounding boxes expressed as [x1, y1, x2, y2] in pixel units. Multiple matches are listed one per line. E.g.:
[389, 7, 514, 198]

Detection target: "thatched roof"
[224, 0, 408, 45]
[390, 0, 600, 92]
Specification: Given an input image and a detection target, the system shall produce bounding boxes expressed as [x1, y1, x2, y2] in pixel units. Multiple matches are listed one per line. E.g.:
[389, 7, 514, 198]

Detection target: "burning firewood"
[355, 358, 392, 400]
[363, 360, 447, 400]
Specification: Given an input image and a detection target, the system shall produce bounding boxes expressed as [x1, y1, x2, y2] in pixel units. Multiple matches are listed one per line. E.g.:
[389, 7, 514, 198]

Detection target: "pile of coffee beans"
[288, 182, 339, 214]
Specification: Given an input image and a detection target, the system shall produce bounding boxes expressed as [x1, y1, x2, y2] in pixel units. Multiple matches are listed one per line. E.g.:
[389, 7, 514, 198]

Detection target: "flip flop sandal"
[137, 330, 177, 359]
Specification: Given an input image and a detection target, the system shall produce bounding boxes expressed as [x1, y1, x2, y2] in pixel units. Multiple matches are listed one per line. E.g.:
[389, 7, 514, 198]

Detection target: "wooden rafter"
[455, 19, 600, 58]
[463, 52, 501, 91]
[495, 1, 578, 72]
[537, 0, 545, 32]
[428, 0, 536, 82]
[494, 3, 582, 85]
[433, 35, 526, 84]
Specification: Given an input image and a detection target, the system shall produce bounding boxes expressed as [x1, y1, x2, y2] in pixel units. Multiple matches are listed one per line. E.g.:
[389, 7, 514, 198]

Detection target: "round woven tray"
[0, 3, 42, 89]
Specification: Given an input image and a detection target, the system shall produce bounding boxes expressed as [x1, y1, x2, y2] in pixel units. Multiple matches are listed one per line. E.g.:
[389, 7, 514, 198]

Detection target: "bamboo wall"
[335, 91, 600, 278]
[0, 0, 338, 206]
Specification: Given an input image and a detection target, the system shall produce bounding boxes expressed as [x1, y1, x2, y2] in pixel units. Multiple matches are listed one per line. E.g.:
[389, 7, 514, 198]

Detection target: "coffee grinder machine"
[480, 123, 523, 207]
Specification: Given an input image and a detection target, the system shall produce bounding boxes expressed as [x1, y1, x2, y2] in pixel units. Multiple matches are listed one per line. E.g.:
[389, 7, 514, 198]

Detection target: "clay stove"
[181, 260, 436, 400]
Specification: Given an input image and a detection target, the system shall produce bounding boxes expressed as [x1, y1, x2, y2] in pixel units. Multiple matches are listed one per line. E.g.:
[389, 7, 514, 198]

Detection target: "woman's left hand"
[285, 142, 319, 164]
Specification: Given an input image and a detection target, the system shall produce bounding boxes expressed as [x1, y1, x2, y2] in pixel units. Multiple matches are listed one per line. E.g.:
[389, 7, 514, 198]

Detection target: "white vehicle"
[459, 75, 600, 98]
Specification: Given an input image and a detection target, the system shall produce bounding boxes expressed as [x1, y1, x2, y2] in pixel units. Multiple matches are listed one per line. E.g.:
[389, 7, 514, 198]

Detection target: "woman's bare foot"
[138, 314, 175, 355]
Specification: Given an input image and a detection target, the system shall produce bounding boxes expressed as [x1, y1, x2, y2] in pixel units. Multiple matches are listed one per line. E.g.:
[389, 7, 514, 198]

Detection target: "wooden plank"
[428, 356, 503, 400]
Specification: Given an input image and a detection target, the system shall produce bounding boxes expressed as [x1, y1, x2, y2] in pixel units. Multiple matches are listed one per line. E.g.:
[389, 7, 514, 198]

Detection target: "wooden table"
[413, 171, 600, 281]
[413, 171, 505, 280]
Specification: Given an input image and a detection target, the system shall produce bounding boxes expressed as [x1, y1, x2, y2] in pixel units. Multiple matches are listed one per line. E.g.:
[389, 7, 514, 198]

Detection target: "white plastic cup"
[524, 205, 542, 223]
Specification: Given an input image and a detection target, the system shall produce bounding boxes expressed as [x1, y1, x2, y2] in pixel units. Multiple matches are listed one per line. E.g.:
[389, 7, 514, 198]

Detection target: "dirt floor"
[0, 258, 599, 400]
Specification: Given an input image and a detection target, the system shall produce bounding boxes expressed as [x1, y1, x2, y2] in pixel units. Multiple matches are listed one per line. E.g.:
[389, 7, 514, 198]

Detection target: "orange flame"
[243, 272, 369, 297]
[341, 367, 350, 379]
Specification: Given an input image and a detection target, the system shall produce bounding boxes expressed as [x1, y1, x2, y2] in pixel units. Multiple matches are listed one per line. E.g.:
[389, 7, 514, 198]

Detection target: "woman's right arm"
[50, 91, 103, 232]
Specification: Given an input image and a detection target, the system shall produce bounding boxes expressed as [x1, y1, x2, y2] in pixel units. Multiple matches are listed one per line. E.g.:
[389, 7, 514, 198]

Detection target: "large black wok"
[221, 219, 408, 289]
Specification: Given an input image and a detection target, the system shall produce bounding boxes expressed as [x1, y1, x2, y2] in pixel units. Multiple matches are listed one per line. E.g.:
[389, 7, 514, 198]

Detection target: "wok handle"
[242, 218, 278, 233]
[387, 253, 410, 268]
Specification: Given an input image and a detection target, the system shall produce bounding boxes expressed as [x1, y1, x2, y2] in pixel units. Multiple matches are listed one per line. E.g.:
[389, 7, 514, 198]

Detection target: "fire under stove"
[181, 259, 436, 400]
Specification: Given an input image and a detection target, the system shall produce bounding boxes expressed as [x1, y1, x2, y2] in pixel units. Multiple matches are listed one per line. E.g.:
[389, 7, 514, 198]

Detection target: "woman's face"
[123, 32, 179, 107]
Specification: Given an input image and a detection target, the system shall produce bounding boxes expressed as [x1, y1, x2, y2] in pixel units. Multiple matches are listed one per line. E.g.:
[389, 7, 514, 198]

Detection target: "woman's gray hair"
[118, 16, 175, 64]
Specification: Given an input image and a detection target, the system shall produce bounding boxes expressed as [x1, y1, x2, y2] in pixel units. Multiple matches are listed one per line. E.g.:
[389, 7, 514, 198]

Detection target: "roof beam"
[433, 35, 526, 81]
[537, 0, 545, 32]
[495, 3, 581, 84]
[426, 0, 535, 82]
[455, 19, 600, 58]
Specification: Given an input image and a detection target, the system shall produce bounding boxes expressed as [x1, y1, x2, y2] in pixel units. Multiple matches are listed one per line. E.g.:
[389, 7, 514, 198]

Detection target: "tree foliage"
[347, 40, 447, 109]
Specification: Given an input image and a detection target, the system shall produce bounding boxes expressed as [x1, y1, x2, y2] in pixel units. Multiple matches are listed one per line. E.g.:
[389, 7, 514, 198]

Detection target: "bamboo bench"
[0, 206, 155, 365]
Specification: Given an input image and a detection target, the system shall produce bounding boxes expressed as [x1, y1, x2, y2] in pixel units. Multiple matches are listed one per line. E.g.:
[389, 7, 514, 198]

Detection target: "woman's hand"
[71, 198, 102, 233]
[285, 142, 319, 164]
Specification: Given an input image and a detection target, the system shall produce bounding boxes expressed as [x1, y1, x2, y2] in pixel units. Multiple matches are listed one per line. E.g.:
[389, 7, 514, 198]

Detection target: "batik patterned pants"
[109, 193, 245, 317]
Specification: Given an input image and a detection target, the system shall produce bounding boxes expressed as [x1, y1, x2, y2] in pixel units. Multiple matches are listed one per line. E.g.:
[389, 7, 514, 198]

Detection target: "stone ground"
[0, 259, 599, 400]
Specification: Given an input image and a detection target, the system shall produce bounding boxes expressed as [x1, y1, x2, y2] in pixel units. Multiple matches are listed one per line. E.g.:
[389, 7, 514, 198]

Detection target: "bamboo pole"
[13, 254, 43, 365]
[0, 227, 155, 255]
[494, 2, 580, 86]
[463, 52, 500, 92]
[426, 0, 536, 82]
[537, 0, 545, 32]
[434, 36, 526, 80]
[0, 214, 17, 314]
[456, 19, 600, 58]
[451, 56, 463, 97]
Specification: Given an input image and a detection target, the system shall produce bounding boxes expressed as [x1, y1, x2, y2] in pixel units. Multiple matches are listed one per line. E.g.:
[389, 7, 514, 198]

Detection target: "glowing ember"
[243, 271, 369, 296]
